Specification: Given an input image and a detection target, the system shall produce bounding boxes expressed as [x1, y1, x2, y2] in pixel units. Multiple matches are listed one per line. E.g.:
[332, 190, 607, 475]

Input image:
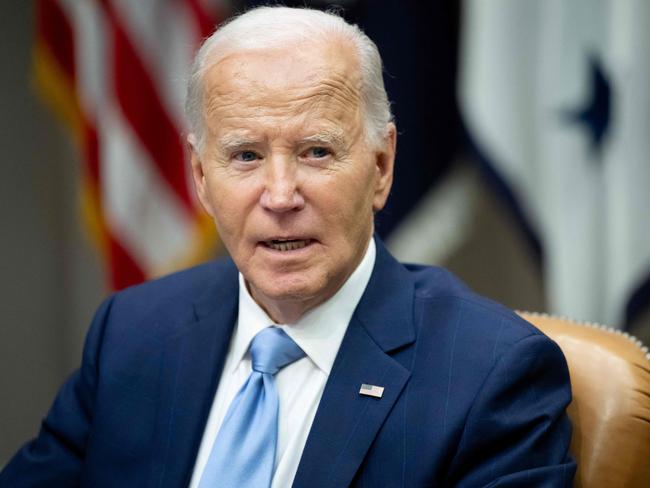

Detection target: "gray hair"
[185, 6, 392, 152]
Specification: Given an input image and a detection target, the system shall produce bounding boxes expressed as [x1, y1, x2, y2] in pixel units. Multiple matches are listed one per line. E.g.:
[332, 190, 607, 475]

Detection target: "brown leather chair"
[519, 312, 650, 487]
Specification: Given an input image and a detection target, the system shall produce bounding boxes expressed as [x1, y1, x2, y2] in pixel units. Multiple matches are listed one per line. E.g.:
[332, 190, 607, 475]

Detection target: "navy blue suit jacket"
[1, 240, 575, 487]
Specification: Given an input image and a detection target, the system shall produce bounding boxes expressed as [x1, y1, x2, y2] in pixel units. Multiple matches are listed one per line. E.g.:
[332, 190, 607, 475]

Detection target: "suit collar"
[193, 259, 240, 320]
[293, 237, 416, 487]
[151, 259, 240, 486]
[354, 236, 416, 352]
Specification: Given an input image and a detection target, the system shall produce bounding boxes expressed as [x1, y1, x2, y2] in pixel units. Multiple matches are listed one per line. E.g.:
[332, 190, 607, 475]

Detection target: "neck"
[253, 296, 319, 325]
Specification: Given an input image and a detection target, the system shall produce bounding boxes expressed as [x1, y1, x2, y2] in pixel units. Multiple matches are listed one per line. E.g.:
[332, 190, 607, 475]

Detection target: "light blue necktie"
[199, 327, 305, 488]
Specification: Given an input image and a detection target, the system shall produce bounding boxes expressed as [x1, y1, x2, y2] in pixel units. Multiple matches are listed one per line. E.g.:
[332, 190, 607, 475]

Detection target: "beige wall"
[0, 0, 105, 464]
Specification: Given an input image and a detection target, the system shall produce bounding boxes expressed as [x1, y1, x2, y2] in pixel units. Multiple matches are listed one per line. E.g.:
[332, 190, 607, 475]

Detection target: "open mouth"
[263, 239, 312, 252]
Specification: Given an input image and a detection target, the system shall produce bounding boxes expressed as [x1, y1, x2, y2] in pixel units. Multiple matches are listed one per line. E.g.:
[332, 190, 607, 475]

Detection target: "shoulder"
[77, 258, 238, 383]
[400, 264, 572, 439]
[111, 258, 233, 308]
[404, 263, 552, 355]
[95, 257, 237, 339]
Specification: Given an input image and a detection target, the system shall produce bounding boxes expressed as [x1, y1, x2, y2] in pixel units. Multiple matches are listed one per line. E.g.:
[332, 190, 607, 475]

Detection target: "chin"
[250, 270, 327, 304]
[259, 277, 320, 301]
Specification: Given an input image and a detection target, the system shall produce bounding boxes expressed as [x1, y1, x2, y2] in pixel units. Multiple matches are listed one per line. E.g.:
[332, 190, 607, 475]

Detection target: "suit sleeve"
[0, 295, 115, 487]
[445, 333, 576, 487]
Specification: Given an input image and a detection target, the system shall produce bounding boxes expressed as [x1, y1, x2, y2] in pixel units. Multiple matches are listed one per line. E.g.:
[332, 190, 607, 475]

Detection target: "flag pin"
[359, 383, 384, 399]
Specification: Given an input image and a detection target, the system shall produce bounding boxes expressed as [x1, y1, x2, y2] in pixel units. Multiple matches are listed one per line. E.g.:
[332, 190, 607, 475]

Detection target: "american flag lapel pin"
[359, 383, 384, 399]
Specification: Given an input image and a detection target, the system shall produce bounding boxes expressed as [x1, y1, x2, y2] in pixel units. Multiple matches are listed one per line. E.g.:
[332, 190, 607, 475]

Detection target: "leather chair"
[519, 312, 650, 487]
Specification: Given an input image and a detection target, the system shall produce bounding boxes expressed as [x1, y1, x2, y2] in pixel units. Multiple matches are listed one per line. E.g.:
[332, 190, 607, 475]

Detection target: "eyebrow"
[299, 128, 347, 147]
[216, 134, 260, 153]
[216, 128, 348, 152]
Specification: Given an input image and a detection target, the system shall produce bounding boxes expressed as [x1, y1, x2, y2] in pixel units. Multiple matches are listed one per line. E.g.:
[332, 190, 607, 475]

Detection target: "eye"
[233, 150, 260, 163]
[304, 146, 331, 159]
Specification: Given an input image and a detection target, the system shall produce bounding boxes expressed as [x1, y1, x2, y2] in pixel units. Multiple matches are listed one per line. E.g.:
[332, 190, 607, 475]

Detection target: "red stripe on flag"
[109, 236, 146, 290]
[100, 0, 194, 212]
[82, 98, 150, 290]
[83, 119, 100, 183]
[186, 0, 221, 38]
[36, 0, 75, 81]
[81, 117, 143, 291]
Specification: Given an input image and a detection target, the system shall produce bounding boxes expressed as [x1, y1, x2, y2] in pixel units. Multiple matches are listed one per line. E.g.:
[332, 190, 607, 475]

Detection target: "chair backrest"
[519, 312, 650, 488]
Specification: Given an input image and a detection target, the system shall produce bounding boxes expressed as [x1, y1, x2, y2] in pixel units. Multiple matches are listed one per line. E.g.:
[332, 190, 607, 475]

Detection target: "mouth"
[262, 238, 313, 252]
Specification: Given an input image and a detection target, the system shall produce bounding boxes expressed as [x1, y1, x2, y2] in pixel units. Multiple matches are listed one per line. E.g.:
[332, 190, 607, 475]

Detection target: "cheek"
[342, 163, 377, 212]
[316, 168, 376, 233]
[204, 178, 251, 237]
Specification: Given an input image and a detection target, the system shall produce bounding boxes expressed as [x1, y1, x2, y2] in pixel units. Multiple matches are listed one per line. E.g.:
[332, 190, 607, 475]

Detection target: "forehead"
[201, 40, 363, 137]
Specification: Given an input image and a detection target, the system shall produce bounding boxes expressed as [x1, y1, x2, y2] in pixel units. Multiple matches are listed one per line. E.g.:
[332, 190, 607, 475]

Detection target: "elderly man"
[1, 6, 575, 487]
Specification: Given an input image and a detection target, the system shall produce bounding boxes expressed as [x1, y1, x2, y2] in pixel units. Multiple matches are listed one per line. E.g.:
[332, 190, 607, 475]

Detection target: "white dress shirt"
[189, 239, 376, 488]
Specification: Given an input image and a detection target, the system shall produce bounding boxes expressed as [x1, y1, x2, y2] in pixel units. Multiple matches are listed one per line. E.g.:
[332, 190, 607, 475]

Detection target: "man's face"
[191, 40, 395, 322]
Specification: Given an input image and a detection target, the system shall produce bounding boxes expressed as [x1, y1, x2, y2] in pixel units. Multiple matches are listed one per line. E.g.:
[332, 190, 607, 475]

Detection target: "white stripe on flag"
[111, 0, 199, 130]
[101, 106, 195, 276]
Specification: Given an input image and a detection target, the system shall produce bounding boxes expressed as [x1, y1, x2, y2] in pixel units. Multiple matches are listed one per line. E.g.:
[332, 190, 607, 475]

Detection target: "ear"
[189, 135, 215, 218]
[372, 122, 396, 212]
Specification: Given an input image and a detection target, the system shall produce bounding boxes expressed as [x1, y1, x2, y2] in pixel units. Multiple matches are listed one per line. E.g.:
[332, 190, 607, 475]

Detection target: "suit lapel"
[150, 260, 240, 487]
[293, 239, 416, 488]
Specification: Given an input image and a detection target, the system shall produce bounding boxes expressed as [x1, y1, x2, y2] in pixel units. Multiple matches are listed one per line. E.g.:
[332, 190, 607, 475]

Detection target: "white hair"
[185, 6, 393, 151]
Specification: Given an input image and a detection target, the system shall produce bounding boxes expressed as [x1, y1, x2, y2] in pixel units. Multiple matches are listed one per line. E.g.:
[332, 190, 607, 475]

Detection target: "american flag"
[33, 0, 229, 290]
[359, 383, 384, 399]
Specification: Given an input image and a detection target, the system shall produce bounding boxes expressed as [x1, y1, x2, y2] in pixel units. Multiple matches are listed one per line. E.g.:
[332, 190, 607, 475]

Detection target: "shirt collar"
[233, 237, 376, 375]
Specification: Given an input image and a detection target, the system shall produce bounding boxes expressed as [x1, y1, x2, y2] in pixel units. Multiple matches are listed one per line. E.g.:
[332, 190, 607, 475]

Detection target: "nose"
[259, 157, 305, 212]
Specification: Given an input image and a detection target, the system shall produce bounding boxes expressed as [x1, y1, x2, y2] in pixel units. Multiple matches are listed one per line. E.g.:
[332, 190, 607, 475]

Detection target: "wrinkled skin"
[191, 38, 396, 323]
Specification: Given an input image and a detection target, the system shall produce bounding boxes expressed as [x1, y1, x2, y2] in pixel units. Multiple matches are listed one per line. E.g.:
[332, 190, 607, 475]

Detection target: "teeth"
[266, 239, 311, 251]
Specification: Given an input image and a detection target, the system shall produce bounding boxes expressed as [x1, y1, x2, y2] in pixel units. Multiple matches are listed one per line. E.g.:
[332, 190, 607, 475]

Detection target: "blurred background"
[1, 0, 649, 465]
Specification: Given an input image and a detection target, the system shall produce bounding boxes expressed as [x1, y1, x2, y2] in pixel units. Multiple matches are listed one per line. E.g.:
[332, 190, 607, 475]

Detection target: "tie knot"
[250, 327, 305, 375]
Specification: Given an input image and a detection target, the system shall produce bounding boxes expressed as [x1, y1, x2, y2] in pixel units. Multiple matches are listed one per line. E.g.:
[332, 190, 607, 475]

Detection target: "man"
[1, 6, 575, 487]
